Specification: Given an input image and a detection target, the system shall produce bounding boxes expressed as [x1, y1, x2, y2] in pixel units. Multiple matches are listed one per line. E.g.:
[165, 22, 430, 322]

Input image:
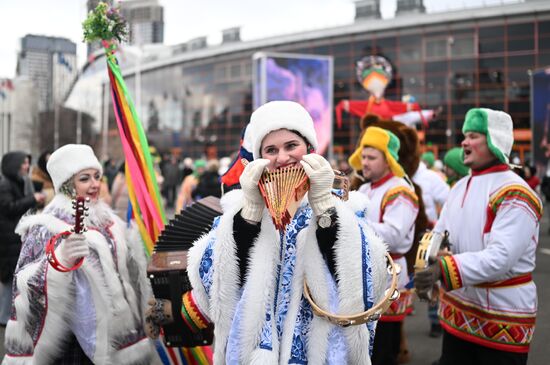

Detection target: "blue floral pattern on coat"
[275, 207, 311, 340]
[197, 202, 378, 362]
[199, 216, 220, 297]
[259, 310, 273, 350]
[288, 298, 313, 364]
[359, 223, 376, 355]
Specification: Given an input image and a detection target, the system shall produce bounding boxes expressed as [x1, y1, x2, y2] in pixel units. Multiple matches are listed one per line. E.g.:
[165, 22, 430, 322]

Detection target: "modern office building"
[67, 0, 550, 161]
[120, 0, 164, 46]
[0, 77, 39, 156]
[17, 35, 77, 112]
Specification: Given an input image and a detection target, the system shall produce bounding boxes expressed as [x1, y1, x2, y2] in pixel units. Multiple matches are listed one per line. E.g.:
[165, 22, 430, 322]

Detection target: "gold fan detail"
[258, 165, 310, 231]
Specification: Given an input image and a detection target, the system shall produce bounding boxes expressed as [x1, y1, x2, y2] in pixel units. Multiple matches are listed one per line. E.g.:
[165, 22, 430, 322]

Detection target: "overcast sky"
[0, 0, 521, 79]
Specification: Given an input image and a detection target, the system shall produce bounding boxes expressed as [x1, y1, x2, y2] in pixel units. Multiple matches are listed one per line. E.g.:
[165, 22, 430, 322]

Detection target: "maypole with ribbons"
[83, 3, 212, 364]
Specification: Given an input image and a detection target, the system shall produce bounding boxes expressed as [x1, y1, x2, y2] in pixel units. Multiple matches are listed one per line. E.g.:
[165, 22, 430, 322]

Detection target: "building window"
[478, 24, 504, 55]
[214, 64, 227, 81]
[230, 64, 241, 79]
[425, 38, 448, 60]
[539, 35, 550, 50]
[507, 38, 534, 53]
[539, 20, 550, 35]
[479, 39, 504, 55]
[400, 47, 422, 62]
[507, 23, 534, 37]
[479, 25, 505, 39]
[451, 36, 475, 58]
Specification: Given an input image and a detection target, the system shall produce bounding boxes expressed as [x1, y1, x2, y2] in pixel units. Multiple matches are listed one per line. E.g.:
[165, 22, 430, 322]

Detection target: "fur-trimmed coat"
[2, 195, 156, 365]
[187, 190, 388, 364]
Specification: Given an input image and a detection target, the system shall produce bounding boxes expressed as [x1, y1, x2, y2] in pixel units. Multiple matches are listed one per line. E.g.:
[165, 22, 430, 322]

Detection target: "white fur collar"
[191, 188, 387, 364]
[7, 196, 151, 364]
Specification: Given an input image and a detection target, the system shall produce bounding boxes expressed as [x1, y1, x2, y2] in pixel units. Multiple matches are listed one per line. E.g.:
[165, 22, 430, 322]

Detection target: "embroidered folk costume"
[417, 109, 542, 365]
[173, 102, 388, 364]
[2, 145, 155, 365]
[412, 161, 449, 226]
[349, 126, 420, 365]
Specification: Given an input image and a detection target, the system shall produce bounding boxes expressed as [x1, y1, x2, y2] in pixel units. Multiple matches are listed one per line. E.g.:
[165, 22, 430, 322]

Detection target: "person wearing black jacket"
[0, 151, 45, 326]
[192, 159, 222, 200]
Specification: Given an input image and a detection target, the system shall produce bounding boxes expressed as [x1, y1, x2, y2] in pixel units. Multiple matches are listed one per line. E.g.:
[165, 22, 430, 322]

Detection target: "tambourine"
[303, 253, 400, 327]
[414, 230, 449, 271]
[45, 196, 90, 272]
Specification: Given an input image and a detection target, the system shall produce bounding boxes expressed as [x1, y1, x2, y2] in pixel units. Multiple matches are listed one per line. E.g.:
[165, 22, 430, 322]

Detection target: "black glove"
[144, 298, 174, 339]
[415, 262, 441, 301]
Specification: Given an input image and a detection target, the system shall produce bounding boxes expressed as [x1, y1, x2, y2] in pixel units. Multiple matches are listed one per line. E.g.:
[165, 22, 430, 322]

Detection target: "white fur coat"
[187, 190, 387, 365]
[2, 195, 156, 365]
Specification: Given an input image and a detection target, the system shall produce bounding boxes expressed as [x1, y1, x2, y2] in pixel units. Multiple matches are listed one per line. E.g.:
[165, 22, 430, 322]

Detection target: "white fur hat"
[47, 144, 103, 192]
[249, 101, 318, 159]
[462, 108, 513, 164]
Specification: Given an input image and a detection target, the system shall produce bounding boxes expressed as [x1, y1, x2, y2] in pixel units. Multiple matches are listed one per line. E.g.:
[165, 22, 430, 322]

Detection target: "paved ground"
[2, 206, 550, 364]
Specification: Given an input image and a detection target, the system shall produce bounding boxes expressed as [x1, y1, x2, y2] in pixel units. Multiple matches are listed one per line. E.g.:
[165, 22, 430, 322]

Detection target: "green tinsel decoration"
[82, 2, 128, 43]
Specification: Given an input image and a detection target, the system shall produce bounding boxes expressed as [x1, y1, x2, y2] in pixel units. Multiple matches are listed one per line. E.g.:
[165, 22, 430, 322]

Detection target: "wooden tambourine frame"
[303, 253, 400, 327]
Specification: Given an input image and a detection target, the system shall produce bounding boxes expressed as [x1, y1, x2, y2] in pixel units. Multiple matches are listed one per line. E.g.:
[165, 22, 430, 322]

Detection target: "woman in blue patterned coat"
[147, 101, 389, 364]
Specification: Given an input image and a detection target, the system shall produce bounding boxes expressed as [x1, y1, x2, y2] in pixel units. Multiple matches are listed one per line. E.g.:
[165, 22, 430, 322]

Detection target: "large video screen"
[253, 52, 333, 156]
[531, 68, 550, 171]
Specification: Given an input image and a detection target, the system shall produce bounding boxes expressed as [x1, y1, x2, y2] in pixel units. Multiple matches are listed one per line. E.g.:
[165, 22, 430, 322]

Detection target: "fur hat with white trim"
[348, 126, 405, 178]
[47, 144, 103, 192]
[462, 108, 514, 164]
[249, 101, 318, 159]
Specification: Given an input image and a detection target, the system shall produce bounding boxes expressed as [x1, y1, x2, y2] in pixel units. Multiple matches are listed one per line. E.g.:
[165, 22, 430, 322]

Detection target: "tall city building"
[396, 0, 426, 16]
[120, 0, 164, 46]
[354, 0, 381, 21]
[0, 77, 39, 156]
[16, 35, 77, 112]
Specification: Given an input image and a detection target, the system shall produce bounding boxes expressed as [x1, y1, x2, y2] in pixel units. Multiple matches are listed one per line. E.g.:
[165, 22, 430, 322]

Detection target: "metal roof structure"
[123, 1, 550, 77]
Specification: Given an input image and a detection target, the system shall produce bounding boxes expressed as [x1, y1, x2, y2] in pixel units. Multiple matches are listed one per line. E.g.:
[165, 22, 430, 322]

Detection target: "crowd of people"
[0, 101, 545, 365]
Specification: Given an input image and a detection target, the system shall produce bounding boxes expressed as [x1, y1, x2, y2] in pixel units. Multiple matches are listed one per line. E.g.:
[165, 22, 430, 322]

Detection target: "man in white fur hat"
[145, 101, 391, 364]
[415, 109, 542, 365]
[2, 144, 156, 365]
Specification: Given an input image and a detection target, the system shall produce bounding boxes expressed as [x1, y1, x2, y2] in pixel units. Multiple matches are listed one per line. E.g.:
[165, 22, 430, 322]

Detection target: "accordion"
[147, 196, 222, 347]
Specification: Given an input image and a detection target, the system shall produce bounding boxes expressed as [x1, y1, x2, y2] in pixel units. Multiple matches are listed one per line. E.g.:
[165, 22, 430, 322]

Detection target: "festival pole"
[83, 4, 212, 364]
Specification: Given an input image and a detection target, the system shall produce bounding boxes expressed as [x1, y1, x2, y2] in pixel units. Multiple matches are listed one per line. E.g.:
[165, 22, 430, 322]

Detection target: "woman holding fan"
[146, 101, 393, 364]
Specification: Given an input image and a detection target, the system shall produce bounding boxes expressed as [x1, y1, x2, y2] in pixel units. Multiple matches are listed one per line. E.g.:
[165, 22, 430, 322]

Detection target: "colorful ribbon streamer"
[101, 40, 212, 364]
[103, 40, 165, 254]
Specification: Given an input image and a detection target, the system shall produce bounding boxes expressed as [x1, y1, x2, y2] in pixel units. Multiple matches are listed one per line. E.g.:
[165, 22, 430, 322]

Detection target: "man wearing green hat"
[443, 147, 470, 187]
[349, 126, 419, 365]
[415, 108, 542, 365]
[421, 151, 436, 169]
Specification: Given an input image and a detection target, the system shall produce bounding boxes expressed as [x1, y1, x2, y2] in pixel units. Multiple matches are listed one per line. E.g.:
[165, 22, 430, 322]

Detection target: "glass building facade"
[69, 1, 550, 160]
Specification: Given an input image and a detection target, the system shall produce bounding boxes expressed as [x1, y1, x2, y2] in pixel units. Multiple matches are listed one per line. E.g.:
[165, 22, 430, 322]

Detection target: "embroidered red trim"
[475, 273, 532, 288]
[371, 172, 394, 189]
[471, 164, 509, 176]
